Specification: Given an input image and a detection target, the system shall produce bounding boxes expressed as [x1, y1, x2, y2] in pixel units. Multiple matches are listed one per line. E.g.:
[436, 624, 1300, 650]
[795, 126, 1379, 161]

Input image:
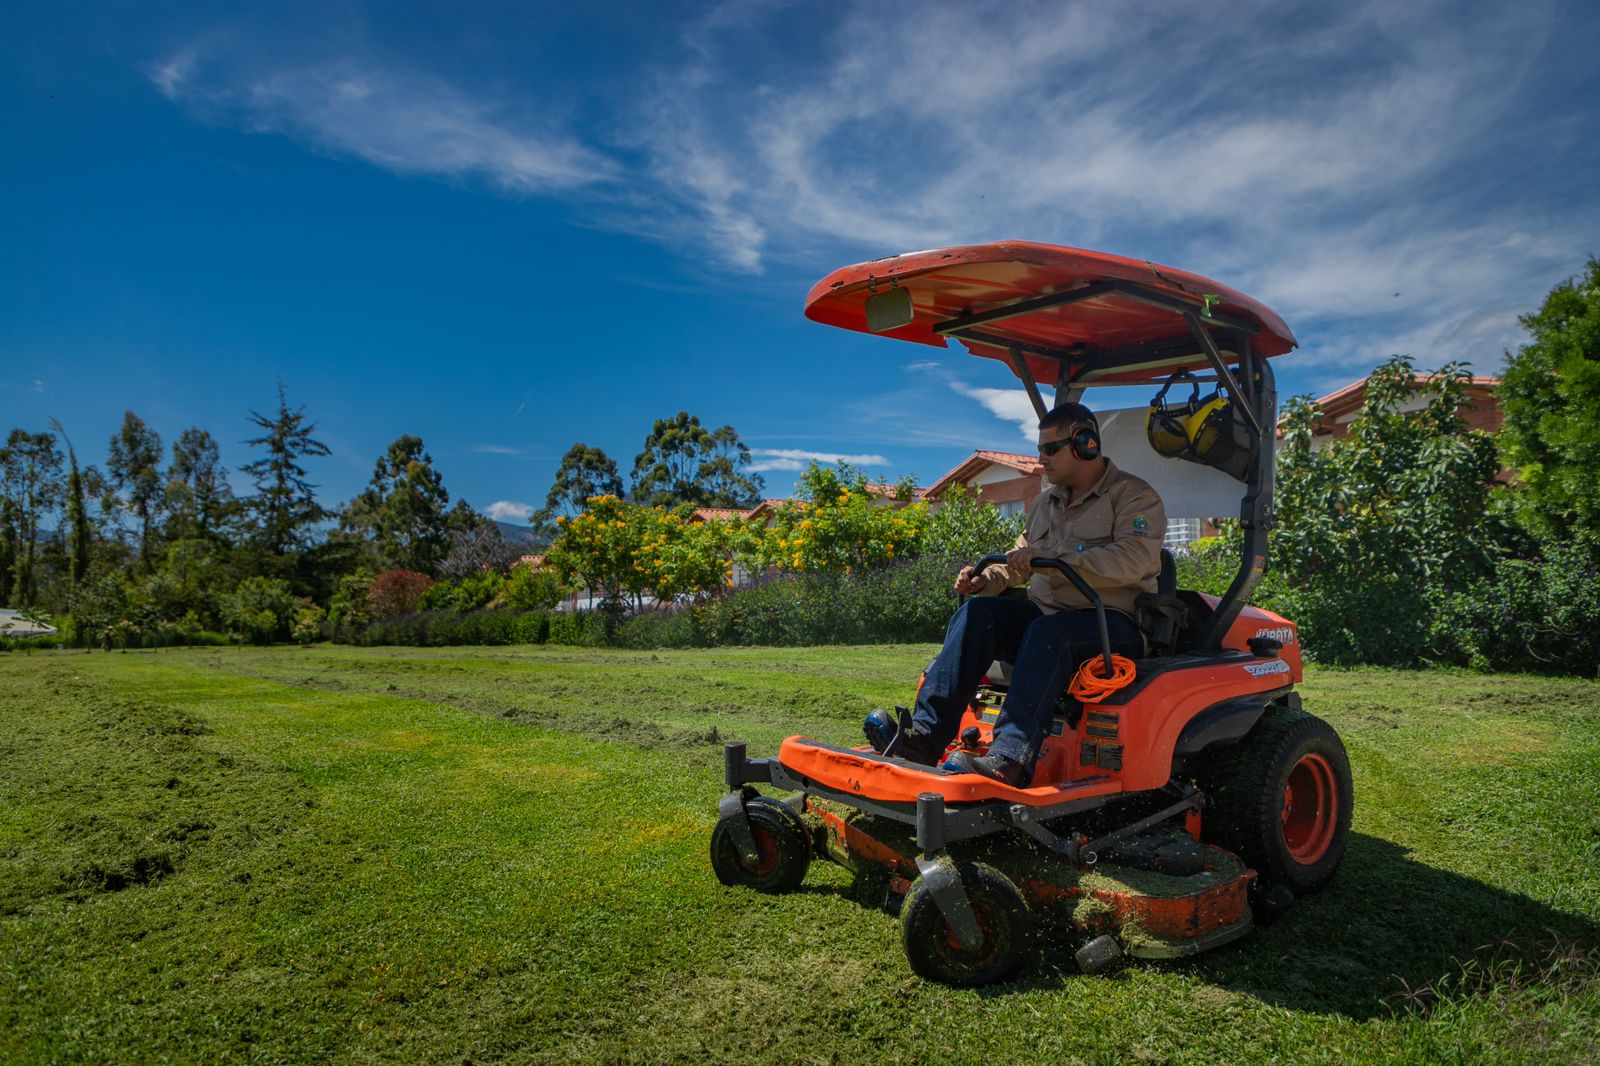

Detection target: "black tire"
[901, 862, 1030, 986]
[1196, 706, 1352, 894]
[709, 796, 811, 894]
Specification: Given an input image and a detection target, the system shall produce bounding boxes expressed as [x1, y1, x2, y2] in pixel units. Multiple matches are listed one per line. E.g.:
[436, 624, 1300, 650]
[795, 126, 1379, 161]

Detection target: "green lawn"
[2, 644, 1597, 1064]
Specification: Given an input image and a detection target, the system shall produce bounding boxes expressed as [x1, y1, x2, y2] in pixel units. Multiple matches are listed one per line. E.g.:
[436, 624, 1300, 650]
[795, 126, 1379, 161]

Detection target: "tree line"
[0, 387, 769, 645]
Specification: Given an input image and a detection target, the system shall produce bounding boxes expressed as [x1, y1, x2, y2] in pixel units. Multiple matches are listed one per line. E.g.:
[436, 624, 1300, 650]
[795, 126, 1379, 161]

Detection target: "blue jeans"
[912, 596, 1145, 767]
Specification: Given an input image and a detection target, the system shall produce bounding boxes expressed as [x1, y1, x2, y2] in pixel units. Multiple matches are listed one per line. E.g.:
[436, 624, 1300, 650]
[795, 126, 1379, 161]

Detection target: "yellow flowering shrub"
[752, 464, 929, 575]
[547, 494, 740, 607]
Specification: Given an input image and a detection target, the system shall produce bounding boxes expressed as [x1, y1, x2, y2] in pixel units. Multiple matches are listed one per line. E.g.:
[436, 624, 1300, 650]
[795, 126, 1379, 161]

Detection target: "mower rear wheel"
[901, 862, 1030, 986]
[1197, 706, 1352, 894]
[710, 796, 811, 894]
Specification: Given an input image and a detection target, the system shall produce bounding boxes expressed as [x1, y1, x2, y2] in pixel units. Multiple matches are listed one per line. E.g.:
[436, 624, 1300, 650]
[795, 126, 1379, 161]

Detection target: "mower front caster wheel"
[710, 796, 811, 894]
[901, 862, 1030, 986]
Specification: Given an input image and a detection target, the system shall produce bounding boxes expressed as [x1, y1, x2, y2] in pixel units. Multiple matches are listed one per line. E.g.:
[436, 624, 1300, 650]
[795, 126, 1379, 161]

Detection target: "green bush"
[221, 577, 297, 644]
[344, 556, 1007, 652]
[1432, 533, 1600, 675]
[921, 485, 1025, 564]
[504, 566, 566, 611]
[1268, 357, 1500, 665]
[1172, 535, 1239, 597]
[292, 605, 324, 646]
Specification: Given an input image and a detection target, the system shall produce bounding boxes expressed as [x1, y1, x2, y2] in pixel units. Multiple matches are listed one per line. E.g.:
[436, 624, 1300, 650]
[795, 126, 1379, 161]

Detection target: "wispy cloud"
[484, 500, 535, 523]
[470, 444, 524, 456]
[149, 46, 614, 194]
[748, 447, 891, 473]
[146, 1, 1593, 386]
[628, 0, 1587, 372]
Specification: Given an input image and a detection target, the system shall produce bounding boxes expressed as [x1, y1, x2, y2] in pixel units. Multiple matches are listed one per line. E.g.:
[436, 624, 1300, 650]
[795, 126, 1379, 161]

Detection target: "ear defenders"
[1146, 371, 1257, 481]
[1068, 420, 1101, 461]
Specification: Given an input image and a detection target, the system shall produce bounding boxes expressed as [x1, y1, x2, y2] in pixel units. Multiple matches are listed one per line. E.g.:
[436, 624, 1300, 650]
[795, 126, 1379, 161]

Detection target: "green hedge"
[348, 556, 969, 650]
[352, 608, 615, 649]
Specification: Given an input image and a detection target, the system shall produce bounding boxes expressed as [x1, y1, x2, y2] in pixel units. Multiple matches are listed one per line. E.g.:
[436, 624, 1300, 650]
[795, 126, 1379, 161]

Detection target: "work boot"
[862, 708, 940, 766]
[943, 750, 1030, 787]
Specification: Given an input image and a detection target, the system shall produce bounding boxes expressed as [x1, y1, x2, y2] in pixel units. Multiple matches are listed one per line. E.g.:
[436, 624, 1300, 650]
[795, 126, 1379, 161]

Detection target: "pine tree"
[242, 383, 331, 557]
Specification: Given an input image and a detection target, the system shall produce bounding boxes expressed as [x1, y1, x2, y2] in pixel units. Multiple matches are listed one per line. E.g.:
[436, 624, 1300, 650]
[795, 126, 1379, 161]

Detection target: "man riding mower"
[710, 242, 1353, 986]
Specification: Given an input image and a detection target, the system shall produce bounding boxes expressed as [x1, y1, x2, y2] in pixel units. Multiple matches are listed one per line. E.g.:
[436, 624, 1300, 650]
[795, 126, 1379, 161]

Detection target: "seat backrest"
[1159, 548, 1177, 597]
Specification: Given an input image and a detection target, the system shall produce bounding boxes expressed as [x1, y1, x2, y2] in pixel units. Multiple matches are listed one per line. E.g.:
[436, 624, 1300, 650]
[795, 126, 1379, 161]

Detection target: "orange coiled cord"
[1068, 654, 1137, 703]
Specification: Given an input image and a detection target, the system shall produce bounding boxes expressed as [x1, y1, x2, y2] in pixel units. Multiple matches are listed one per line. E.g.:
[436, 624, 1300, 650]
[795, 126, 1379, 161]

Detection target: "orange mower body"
[711, 243, 1353, 985]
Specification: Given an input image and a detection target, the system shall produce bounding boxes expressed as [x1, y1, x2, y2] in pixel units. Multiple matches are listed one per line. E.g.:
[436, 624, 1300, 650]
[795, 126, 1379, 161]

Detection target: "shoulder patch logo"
[1131, 515, 1149, 535]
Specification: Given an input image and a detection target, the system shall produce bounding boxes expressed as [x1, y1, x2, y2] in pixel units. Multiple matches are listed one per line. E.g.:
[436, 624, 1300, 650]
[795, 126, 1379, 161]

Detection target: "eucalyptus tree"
[106, 411, 163, 568]
[629, 412, 762, 509]
[0, 429, 64, 606]
[341, 434, 454, 574]
[166, 427, 238, 543]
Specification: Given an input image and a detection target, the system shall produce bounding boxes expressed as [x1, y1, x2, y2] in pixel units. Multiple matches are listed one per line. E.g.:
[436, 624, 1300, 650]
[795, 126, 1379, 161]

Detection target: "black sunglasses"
[1038, 438, 1074, 457]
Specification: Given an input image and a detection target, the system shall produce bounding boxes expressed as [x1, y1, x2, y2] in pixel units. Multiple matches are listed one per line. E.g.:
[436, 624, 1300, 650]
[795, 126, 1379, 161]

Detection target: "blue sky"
[4, 0, 1597, 523]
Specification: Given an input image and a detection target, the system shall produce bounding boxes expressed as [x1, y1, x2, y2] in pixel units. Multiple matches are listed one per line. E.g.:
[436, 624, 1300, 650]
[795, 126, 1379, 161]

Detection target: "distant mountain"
[494, 520, 548, 548]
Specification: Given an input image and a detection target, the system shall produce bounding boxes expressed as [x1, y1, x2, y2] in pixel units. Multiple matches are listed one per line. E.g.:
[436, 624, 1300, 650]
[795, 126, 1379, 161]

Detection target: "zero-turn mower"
[710, 242, 1351, 985]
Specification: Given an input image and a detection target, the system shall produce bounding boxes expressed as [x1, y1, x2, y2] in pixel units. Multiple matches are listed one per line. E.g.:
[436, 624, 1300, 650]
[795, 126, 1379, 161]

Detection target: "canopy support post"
[1008, 346, 1050, 421]
[1184, 313, 1264, 438]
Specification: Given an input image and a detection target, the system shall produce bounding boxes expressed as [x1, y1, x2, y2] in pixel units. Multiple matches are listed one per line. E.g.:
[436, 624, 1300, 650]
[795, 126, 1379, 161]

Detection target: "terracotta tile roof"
[924, 450, 1043, 499]
[863, 482, 926, 500]
[1286, 374, 1503, 436]
[690, 507, 746, 522]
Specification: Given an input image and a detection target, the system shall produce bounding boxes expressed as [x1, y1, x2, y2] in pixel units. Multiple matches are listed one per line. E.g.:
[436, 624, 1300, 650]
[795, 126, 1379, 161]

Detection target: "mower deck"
[804, 797, 1254, 960]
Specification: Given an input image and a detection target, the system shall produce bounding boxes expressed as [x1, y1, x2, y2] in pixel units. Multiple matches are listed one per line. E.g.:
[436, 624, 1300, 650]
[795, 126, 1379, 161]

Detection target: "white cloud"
[149, 48, 614, 195]
[146, 2, 1591, 388]
[747, 447, 891, 472]
[33, 379, 45, 393]
[949, 382, 1054, 444]
[625, 0, 1586, 379]
[471, 444, 523, 456]
[484, 500, 535, 523]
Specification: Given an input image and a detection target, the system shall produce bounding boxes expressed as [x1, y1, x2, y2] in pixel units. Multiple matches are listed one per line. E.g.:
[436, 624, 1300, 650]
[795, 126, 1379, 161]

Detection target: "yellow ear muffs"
[1187, 394, 1235, 460]
[1146, 408, 1192, 457]
[1146, 372, 1203, 457]
[1147, 372, 1259, 481]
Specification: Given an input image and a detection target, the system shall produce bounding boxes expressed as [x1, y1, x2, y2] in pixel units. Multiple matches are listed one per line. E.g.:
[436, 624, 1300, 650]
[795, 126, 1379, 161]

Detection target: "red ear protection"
[1069, 422, 1101, 461]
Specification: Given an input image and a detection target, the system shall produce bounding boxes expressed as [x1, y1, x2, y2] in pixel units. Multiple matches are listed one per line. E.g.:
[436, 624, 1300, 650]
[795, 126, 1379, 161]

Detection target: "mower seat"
[1135, 549, 1187, 657]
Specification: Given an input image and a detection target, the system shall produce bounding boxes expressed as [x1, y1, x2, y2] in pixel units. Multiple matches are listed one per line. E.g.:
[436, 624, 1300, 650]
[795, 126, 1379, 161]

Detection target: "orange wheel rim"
[746, 828, 780, 876]
[1281, 753, 1338, 864]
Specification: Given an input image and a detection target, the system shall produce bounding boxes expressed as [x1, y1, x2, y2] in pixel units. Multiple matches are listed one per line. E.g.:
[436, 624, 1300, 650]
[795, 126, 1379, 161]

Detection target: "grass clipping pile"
[0, 671, 312, 915]
[807, 798, 1247, 954]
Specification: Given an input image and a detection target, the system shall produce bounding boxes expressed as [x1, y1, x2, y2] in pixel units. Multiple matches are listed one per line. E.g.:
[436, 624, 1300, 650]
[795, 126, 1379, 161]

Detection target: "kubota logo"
[1253, 626, 1295, 645]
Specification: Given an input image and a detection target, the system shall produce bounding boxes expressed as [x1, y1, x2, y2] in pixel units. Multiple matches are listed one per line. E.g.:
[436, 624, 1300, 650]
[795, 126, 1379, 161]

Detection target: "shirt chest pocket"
[1068, 510, 1116, 550]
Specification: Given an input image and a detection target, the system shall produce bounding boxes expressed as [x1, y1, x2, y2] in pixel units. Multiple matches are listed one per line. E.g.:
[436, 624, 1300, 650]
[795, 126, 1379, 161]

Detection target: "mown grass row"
[2, 646, 1597, 1063]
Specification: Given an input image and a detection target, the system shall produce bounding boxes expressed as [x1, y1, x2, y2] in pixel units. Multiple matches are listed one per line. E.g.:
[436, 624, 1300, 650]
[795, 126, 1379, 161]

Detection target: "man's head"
[1037, 401, 1101, 486]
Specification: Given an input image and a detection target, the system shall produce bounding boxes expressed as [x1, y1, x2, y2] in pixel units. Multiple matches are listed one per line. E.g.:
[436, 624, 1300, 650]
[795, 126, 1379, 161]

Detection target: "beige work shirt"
[979, 457, 1167, 619]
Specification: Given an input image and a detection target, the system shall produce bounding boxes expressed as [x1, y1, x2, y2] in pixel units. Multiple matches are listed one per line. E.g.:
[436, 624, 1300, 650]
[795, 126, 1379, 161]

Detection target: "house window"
[1165, 517, 1202, 549]
[995, 499, 1026, 519]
